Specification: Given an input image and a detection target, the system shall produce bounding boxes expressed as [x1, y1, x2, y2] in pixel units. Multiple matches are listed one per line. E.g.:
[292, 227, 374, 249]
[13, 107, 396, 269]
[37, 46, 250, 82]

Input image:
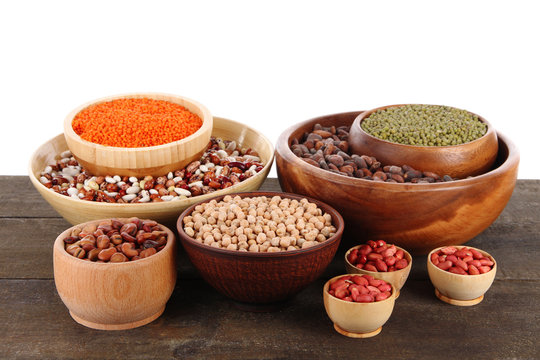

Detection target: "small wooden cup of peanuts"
[182, 194, 337, 252]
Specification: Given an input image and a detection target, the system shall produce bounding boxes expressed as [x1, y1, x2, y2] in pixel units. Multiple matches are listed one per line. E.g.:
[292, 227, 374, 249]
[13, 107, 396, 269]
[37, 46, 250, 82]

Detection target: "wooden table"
[1, 177, 538, 359]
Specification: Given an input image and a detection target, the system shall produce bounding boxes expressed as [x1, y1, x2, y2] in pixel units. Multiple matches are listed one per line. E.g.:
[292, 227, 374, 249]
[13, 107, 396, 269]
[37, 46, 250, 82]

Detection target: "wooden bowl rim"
[54, 218, 176, 267]
[176, 191, 344, 258]
[63, 92, 212, 152]
[344, 244, 413, 273]
[323, 274, 397, 305]
[275, 110, 519, 191]
[427, 245, 497, 278]
[29, 116, 275, 209]
[352, 103, 496, 149]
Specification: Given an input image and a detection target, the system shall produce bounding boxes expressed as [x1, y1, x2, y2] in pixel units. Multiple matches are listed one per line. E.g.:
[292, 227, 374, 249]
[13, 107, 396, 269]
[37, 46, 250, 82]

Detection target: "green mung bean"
[361, 105, 487, 146]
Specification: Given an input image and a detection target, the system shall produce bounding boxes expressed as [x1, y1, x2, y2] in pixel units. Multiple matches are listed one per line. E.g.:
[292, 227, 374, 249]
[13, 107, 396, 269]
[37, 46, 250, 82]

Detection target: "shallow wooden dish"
[348, 104, 498, 179]
[275, 111, 519, 254]
[30, 117, 274, 228]
[323, 274, 397, 338]
[176, 191, 344, 310]
[63, 93, 213, 177]
[427, 246, 497, 306]
[344, 244, 412, 297]
[53, 218, 177, 330]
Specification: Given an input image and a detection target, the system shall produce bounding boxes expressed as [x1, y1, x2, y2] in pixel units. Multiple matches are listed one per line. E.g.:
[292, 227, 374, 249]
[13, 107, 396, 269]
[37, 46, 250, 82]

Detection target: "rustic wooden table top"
[1, 177, 538, 359]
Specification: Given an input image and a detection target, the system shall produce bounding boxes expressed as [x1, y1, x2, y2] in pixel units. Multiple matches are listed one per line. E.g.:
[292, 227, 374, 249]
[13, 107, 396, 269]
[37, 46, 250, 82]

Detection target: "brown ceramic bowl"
[176, 191, 344, 310]
[348, 104, 499, 179]
[344, 244, 412, 296]
[275, 111, 519, 254]
[427, 245, 497, 306]
[323, 274, 397, 338]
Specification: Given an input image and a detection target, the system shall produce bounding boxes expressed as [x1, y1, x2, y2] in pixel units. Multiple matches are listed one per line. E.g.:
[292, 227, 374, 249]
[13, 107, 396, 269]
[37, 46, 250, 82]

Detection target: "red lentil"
[72, 98, 203, 147]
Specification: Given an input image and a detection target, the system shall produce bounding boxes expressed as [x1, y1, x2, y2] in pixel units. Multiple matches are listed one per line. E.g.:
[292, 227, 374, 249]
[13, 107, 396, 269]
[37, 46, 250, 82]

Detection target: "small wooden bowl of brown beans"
[176, 192, 344, 311]
[53, 217, 177, 330]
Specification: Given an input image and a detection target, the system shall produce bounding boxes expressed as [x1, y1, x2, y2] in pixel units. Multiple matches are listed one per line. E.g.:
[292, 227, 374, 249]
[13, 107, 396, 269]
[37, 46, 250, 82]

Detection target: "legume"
[291, 123, 456, 182]
[347, 240, 409, 272]
[328, 274, 392, 302]
[40, 137, 264, 203]
[430, 246, 494, 275]
[182, 195, 337, 252]
[72, 98, 202, 147]
[63, 218, 167, 262]
[362, 104, 487, 146]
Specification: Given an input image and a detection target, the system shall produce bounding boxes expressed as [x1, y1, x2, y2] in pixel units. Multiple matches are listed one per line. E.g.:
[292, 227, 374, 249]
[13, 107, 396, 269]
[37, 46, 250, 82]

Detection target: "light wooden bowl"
[275, 111, 519, 254]
[63, 93, 213, 177]
[323, 274, 397, 338]
[427, 246, 497, 306]
[348, 104, 499, 179]
[176, 191, 344, 310]
[53, 218, 177, 330]
[30, 116, 274, 228]
[344, 244, 412, 297]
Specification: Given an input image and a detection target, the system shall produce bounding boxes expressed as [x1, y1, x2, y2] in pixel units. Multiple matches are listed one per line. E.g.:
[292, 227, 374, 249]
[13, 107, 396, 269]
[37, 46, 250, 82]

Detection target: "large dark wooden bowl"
[275, 111, 519, 254]
[348, 104, 499, 179]
[176, 192, 344, 309]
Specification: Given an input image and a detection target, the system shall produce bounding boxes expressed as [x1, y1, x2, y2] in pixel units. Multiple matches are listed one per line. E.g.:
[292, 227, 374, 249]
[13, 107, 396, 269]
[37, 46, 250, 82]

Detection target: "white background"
[1, 0, 539, 178]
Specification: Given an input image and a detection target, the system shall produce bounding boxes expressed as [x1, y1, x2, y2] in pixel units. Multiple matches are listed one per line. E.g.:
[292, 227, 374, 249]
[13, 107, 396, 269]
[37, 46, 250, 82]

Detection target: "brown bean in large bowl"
[275, 111, 519, 254]
[176, 191, 344, 310]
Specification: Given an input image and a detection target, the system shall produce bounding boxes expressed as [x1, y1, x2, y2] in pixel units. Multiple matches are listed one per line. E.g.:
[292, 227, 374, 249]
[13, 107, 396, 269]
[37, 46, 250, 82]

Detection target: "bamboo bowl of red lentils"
[63, 93, 213, 177]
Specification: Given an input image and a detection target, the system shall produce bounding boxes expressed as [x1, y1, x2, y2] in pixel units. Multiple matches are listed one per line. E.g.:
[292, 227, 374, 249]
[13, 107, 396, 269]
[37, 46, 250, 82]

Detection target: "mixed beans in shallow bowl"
[29, 116, 274, 227]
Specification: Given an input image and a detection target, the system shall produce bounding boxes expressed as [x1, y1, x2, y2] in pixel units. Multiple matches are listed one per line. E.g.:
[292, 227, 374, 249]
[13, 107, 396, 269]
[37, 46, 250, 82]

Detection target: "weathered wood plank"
[0, 278, 537, 360]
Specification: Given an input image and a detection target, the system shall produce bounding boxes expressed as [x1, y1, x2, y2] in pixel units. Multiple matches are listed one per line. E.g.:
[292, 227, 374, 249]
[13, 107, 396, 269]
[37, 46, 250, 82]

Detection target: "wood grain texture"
[29, 116, 274, 227]
[63, 93, 213, 177]
[0, 178, 538, 359]
[275, 111, 519, 254]
[348, 104, 499, 178]
[176, 191, 344, 305]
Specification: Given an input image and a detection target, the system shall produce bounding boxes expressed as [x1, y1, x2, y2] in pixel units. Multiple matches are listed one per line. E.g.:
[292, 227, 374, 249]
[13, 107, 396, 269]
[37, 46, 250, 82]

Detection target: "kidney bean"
[479, 266, 492, 274]
[364, 264, 377, 272]
[395, 258, 409, 270]
[468, 264, 480, 275]
[98, 247, 116, 261]
[385, 256, 396, 266]
[367, 253, 384, 261]
[441, 246, 457, 255]
[375, 259, 388, 272]
[437, 260, 453, 271]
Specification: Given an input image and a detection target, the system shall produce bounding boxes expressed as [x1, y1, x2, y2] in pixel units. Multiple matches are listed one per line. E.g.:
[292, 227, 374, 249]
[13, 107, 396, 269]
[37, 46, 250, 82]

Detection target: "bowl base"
[69, 306, 165, 330]
[333, 323, 382, 338]
[435, 289, 484, 306]
[232, 299, 291, 312]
